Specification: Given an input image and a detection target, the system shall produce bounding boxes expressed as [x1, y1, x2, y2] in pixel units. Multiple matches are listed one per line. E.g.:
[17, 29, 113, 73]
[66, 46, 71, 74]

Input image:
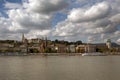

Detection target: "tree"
[75, 40, 82, 45]
[55, 39, 59, 43]
[29, 48, 39, 53]
[44, 48, 52, 53]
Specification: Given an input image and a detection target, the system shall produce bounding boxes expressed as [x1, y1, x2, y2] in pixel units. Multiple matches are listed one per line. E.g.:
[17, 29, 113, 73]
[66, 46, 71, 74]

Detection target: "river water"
[0, 56, 120, 80]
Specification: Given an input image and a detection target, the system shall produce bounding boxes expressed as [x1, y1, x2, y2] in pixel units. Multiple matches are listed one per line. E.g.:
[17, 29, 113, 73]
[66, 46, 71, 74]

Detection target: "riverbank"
[0, 52, 120, 56]
[0, 53, 82, 56]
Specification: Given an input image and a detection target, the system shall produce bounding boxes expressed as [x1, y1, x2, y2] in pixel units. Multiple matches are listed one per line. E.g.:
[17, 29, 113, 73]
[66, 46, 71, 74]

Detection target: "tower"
[45, 37, 47, 48]
[21, 34, 28, 53]
[106, 39, 111, 49]
[22, 34, 25, 43]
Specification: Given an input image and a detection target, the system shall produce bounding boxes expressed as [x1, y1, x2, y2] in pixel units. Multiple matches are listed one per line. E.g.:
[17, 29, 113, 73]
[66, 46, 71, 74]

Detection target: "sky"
[0, 0, 120, 43]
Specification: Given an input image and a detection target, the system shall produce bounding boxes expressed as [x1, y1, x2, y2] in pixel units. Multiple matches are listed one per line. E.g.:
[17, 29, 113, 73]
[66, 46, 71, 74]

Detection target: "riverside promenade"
[0, 53, 82, 56]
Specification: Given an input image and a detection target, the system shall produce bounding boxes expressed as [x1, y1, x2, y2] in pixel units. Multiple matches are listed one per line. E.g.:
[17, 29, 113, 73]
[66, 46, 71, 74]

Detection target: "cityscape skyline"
[0, 33, 120, 55]
[0, 0, 120, 43]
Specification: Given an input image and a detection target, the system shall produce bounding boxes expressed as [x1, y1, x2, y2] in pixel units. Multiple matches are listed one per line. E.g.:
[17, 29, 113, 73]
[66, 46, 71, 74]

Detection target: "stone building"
[54, 44, 67, 53]
[76, 44, 96, 53]
[69, 45, 76, 53]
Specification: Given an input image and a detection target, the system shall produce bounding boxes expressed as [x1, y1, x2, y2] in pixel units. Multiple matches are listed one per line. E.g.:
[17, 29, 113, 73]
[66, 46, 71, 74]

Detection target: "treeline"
[0, 40, 15, 44]
[52, 39, 82, 45]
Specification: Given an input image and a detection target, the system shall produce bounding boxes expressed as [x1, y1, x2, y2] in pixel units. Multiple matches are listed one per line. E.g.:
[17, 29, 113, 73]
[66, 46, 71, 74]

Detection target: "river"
[0, 56, 120, 80]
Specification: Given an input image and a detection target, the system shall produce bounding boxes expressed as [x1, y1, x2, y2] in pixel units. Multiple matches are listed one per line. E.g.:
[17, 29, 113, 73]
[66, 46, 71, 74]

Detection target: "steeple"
[22, 33, 25, 43]
[45, 37, 47, 47]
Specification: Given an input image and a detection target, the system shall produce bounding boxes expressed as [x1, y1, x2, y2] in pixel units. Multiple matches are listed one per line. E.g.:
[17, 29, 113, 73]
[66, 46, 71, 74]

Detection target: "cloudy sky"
[0, 0, 120, 43]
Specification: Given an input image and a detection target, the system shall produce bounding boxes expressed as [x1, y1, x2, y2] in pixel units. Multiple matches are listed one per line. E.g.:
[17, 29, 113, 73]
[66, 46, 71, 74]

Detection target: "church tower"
[22, 33, 25, 43]
[45, 37, 47, 48]
[106, 39, 111, 49]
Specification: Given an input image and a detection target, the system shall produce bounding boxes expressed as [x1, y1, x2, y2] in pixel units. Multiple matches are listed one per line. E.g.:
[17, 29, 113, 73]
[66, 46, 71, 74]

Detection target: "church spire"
[22, 33, 25, 43]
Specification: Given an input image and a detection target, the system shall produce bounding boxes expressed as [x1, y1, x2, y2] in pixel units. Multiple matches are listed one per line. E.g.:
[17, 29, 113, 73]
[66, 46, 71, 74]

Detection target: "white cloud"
[117, 39, 120, 43]
[26, 0, 68, 14]
[0, 0, 68, 40]
[52, 0, 120, 43]
[0, 16, 21, 40]
[110, 14, 120, 23]
[88, 36, 96, 43]
[116, 38, 120, 44]
[26, 30, 51, 39]
[4, 2, 22, 9]
[7, 9, 52, 31]
[68, 1, 111, 23]
[0, 0, 120, 43]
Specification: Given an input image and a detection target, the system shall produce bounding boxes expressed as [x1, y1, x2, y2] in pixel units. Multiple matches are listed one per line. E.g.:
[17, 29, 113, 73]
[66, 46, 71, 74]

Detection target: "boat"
[82, 52, 106, 56]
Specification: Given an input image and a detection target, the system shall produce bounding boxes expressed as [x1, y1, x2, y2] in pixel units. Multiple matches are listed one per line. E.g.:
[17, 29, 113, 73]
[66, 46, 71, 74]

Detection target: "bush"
[29, 48, 39, 53]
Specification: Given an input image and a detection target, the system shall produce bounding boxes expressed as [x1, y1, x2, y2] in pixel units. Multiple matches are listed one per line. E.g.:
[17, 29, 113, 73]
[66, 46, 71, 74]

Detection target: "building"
[69, 45, 76, 53]
[54, 44, 67, 53]
[76, 44, 96, 53]
[87, 44, 96, 53]
[22, 34, 25, 43]
[28, 38, 42, 43]
[106, 39, 111, 49]
[76, 45, 86, 53]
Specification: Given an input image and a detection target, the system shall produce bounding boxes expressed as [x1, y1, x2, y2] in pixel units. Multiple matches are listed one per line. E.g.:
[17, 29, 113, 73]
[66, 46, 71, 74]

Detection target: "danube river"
[0, 56, 120, 80]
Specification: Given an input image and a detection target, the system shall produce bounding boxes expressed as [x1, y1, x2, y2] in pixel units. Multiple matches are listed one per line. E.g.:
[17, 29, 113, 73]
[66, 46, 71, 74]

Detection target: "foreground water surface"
[0, 56, 120, 80]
